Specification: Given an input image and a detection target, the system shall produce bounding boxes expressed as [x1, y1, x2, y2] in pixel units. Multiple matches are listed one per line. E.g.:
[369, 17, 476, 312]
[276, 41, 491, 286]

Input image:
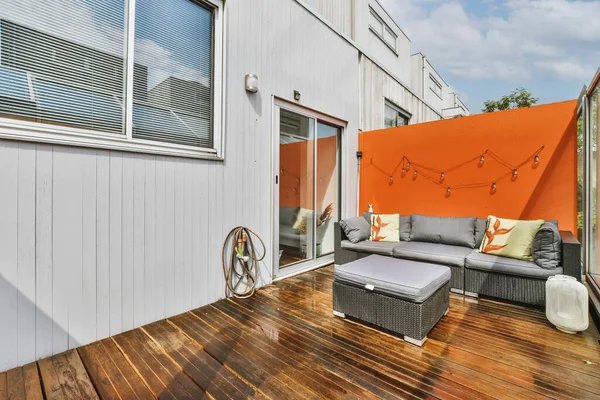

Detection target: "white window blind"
[0, 0, 217, 151]
[0, 0, 127, 134]
[132, 0, 213, 148]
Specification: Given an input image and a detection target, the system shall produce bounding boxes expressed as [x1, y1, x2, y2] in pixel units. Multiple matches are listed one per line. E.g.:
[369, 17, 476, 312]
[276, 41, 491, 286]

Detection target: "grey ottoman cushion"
[531, 222, 562, 269]
[475, 218, 488, 249]
[410, 214, 477, 248]
[393, 242, 472, 268]
[465, 251, 562, 279]
[334, 255, 451, 303]
[339, 216, 371, 243]
[341, 240, 399, 256]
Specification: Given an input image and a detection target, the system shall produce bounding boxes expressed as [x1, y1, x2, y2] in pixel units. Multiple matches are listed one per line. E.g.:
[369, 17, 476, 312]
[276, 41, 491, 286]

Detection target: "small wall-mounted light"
[245, 74, 258, 93]
[294, 90, 301, 101]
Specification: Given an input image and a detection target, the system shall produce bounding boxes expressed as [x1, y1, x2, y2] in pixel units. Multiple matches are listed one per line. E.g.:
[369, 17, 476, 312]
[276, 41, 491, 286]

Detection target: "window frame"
[368, 7, 397, 54]
[429, 74, 443, 99]
[384, 99, 410, 128]
[0, 0, 225, 160]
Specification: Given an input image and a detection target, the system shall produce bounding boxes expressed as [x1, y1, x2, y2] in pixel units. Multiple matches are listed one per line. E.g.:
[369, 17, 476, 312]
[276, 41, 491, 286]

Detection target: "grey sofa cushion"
[341, 240, 399, 256]
[531, 222, 562, 269]
[475, 218, 488, 249]
[465, 251, 562, 279]
[410, 214, 477, 248]
[334, 254, 451, 303]
[393, 242, 472, 268]
[339, 216, 371, 243]
[280, 206, 299, 226]
[400, 215, 411, 241]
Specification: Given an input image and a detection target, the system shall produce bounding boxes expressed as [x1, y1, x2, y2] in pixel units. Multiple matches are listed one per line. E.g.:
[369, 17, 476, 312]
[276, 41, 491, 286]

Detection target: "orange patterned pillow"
[479, 216, 544, 261]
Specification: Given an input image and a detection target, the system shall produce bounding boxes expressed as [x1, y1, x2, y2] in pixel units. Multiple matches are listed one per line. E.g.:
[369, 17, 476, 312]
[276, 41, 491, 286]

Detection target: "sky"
[380, 0, 600, 113]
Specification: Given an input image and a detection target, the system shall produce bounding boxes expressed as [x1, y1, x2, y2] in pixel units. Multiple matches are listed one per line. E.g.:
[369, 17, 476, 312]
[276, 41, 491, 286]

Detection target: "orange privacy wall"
[359, 100, 578, 235]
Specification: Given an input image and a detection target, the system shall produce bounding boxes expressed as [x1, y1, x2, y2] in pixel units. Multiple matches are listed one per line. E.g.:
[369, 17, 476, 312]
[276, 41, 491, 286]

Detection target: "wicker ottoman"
[333, 254, 450, 346]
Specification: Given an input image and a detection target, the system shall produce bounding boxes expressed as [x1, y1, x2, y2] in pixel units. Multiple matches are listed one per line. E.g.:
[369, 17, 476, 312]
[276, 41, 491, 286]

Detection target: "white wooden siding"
[0, 0, 360, 371]
[360, 56, 441, 131]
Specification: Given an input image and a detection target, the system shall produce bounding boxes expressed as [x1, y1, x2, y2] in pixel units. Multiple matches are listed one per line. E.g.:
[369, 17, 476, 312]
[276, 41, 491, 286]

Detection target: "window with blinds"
[0, 0, 216, 150]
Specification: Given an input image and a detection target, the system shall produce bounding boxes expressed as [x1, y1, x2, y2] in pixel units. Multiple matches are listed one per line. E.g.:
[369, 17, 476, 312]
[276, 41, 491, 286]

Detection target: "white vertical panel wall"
[0, 0, 360, 370]
[360, 56, 442, 131]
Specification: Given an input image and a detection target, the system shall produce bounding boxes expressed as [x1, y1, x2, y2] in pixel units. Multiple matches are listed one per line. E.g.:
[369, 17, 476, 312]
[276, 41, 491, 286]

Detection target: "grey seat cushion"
[364, 212, 410, 241]
[341, 240, 399, 256]
[465, 251, 562, 279]
[475, 218, 488, 249]
[339, 216, 371, 243]
[531, 221, 562, 269]
[393, 242, 472, 268]
[410, 214, 477, 248]
[334, 255, 451, 303]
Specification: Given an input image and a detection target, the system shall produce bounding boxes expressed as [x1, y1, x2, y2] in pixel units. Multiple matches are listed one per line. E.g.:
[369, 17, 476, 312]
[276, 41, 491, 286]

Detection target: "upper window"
[0, 0, 222, 155]
[429, 74, 443, 99]
[369, 8, 397, 52]
[384, 100, 410, 128]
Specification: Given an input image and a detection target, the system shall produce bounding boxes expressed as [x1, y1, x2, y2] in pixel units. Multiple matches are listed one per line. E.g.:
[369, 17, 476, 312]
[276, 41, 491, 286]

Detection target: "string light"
[401, 167, 406, 175]
[534, 155, 540, 165]
[512, 168, 518, 178]
[413, 170, 418, 178]
[491, 182, 497, 192]
[406, 161, 411, 171]
[440, 172, 445, 182]
[446, 187, 451, 195]
[479, 155, 485, 165]
[389, 176, 394, 184]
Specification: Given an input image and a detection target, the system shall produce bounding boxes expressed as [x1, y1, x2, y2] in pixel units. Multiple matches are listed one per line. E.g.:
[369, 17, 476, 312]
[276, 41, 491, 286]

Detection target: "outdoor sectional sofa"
[334, 214, 581, 306]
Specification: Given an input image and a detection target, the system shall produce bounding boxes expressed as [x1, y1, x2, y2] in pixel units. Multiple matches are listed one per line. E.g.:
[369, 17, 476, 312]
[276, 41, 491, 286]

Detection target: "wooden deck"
[2, 265, 600, 399]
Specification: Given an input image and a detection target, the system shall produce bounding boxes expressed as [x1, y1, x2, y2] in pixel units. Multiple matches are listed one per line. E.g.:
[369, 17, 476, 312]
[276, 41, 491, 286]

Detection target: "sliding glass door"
[274, 102, 342, 276]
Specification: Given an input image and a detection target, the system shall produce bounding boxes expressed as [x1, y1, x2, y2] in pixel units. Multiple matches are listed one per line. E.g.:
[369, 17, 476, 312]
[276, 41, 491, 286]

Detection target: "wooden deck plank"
[37, 356, 66, 400]
[22, 363, 43, 400]
[3, 264, 600, 399]
[188, 306, 379, 400]
[6, 367, 26, 400]
[112, 329, 207, 399]
[142, 320, 264, 399]
[271, 268, 600, 399]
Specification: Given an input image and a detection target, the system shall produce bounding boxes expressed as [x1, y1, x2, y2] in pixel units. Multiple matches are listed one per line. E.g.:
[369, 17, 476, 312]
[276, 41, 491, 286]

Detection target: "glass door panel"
[279, 109, 315, 268]
[316, 122, 340, 257]
[589, 86, 599, 286]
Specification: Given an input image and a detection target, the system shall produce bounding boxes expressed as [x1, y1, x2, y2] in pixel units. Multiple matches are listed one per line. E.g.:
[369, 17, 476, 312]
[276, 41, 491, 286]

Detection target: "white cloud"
[380, 0, 600, 83]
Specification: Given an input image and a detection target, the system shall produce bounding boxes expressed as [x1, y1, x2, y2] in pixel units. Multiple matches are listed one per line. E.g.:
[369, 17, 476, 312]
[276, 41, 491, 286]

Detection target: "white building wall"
[0, 0, 360, 371]
[360, 56, 441, 131]
[353, 0, 411, 84]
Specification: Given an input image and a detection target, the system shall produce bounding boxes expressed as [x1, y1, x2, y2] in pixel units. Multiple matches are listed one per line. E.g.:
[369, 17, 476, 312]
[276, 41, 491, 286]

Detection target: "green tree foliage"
[482, 87, 539, 112]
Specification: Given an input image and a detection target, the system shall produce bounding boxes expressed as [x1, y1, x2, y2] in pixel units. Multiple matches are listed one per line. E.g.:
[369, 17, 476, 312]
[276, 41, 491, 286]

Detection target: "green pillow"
[479, 216, 544, 261]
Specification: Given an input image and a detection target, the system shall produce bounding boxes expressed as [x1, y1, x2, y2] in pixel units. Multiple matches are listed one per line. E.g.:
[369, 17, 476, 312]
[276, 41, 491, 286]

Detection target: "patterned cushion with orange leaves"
[479, 216, 544, 261]
[370, 214, 400, 242]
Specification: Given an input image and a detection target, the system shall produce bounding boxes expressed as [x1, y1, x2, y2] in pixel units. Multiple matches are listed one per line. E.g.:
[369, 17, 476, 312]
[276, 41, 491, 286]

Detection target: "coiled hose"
[222, 226, 266, 299]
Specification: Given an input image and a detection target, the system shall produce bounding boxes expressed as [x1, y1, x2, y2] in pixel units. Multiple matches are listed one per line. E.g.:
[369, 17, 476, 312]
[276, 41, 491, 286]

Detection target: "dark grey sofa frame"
[334, 223, 581, 306]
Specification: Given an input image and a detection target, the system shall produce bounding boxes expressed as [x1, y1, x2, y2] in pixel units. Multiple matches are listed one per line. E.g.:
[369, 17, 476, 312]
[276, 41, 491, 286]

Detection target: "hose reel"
[221, 226, 266, 299]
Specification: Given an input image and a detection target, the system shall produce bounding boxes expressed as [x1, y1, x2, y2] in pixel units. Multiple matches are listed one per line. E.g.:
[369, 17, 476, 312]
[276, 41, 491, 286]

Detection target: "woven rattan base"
[333, 280, 449, 345]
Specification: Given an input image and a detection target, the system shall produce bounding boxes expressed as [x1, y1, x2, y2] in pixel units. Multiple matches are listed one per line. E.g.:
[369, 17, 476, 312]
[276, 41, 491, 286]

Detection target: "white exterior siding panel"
[0, 0, 360, 370]
[361, 56, 441, 131]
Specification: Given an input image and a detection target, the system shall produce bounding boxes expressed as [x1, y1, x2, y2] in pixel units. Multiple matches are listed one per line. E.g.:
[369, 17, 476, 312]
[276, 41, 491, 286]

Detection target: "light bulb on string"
[389, 176, 394, 184]
[479, 155, 485, 165]
[446, 187, 451, 196]
[406, 161, 411, 171]
[413, 170, 418, 178]
[512, 168, 518, 178]
[491, 182, 497, 192]
[534, 155, 540, 165]
[440, 172, 445, 182]
[401, 167, 406, 175]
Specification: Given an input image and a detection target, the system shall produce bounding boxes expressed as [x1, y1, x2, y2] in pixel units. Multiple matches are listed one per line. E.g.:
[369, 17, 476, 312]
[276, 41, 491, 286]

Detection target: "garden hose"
[222, 226, 266, 299]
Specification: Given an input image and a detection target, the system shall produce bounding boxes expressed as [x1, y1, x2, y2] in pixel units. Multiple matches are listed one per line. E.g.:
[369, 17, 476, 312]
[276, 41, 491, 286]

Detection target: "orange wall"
[280, 136, 337, 211]
[359, 100, 578, 234]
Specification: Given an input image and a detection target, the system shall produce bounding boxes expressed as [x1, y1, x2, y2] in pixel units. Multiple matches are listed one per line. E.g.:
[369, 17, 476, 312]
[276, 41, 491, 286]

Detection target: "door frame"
[272, 97, 346, 280]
